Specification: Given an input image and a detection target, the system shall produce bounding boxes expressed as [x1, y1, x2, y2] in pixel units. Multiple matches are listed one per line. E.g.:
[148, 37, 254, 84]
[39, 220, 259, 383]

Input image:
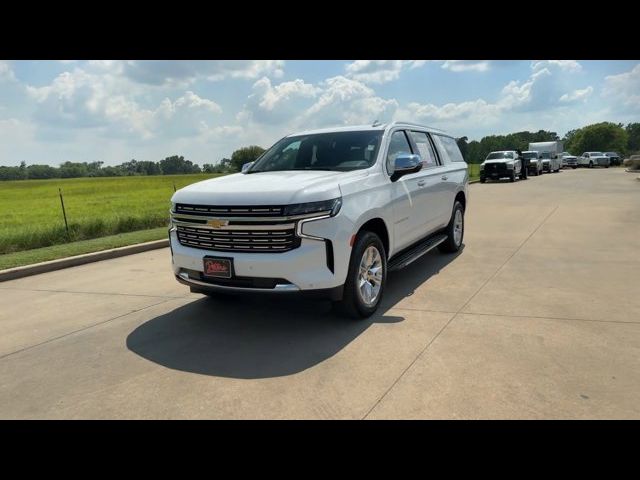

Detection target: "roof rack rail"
[390, 120, 445, 132]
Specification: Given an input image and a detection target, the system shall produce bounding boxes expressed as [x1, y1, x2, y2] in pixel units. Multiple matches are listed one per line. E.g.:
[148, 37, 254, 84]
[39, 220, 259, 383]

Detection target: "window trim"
[384, 129, 415, 176]
[407, 130, 442, 169]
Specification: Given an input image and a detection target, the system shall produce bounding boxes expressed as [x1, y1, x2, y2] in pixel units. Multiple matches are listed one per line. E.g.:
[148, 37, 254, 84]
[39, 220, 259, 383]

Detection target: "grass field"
[468, 163, 481, 180]
[0, 174, 223, 255]
[0, 227, 168, 270]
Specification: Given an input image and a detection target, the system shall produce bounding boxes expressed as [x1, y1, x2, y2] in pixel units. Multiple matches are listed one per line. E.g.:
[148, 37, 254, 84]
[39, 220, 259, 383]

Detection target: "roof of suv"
[288, 121, 449, 138]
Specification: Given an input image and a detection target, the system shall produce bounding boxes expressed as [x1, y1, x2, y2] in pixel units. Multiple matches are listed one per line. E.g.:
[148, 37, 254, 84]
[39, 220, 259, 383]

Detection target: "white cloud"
[345, 60, 427, 84]
[26, 69, 224, 139]
[532, 60, 582, 73]
[603, 63, 640, 109]
[398, 64, 580, 135]
[253, 77, 319, 111]
[302, 76, 398, 125]
[238, 77, 320, 125]
[441, 60, 490, 72]
[110, 60, 285, 86]
[559, 86, 593, 103]
[0, 61, 16, 81]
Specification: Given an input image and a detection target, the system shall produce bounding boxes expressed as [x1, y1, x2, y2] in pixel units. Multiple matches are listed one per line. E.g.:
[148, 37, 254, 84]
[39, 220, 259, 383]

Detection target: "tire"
[509, 171, 515, 182]
[572, 166, 577, 169]
[589, 162, 593, 168]
[334, 231, 386, 319]
[438, 201, 465, 254]
[480, 176, 486, 183]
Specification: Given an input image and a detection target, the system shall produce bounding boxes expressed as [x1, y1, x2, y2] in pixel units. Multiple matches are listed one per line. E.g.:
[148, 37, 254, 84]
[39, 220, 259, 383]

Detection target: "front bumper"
[175, 269, 344, 300]
[169, 211, 352, 293]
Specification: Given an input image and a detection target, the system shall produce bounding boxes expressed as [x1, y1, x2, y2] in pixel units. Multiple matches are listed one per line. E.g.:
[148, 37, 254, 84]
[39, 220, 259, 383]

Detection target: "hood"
[482, 159, 516, 165]
[171, 170, 368, 206]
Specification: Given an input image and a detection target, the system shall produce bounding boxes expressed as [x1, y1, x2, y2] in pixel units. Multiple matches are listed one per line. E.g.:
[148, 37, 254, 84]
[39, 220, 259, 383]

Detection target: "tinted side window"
[386, 130, 413, 174]
[433, 135, 466, 164]
[409, 131, 438, 168]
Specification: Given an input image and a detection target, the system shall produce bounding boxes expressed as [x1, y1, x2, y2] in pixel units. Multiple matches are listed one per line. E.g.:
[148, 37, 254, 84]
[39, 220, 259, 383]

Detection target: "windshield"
[486, 152, 514, 160]
[604, 152, 617, 156]
[539, 151, 552, 159]
[248, 131, 383, 173]
[522, 152, 538, 159]
[588, 152, 603, 156]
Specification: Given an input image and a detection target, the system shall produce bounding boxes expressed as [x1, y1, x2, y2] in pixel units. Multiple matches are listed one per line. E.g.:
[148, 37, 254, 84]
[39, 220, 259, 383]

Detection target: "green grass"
[468, 163, 481, 180]
[0, 174, 224, 254]
[0, 227, 168, 270]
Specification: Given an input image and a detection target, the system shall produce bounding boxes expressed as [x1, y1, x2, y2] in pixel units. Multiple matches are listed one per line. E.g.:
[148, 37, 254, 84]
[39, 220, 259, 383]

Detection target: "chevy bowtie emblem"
[207, 219, 229, 229]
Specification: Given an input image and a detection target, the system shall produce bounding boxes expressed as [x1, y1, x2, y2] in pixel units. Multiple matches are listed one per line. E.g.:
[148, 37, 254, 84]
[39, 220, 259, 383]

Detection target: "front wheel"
[589, 162, 593, 168]
[335, 231, 386, 319]
[439, 200, 465, 254]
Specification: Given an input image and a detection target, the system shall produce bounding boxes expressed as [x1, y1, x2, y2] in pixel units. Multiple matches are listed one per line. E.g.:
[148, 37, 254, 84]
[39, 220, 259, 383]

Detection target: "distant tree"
[0, 166, 27, 180]
[230, 146, 265, 172]
[626, 123, 640, 154]
[159, 155, 200, 174]
[58, 161, 89, 178]
[456, 137, 469, 161]
[565, 122, 628, 156]
[27, 164, 59, 179]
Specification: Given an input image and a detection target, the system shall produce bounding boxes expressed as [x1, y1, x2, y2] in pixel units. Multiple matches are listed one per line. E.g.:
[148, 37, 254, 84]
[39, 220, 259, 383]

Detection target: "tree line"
[457, 122, 640, 164]
[2, 122, 638, 181]
[0, 146, 266, 181]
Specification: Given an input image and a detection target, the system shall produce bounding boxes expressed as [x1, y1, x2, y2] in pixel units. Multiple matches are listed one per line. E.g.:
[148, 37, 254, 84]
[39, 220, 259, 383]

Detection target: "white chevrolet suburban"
[169, 121, 469, 318]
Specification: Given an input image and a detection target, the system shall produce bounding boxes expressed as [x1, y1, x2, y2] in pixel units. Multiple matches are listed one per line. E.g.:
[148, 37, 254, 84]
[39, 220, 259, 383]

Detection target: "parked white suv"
[169, 122, 469, 318]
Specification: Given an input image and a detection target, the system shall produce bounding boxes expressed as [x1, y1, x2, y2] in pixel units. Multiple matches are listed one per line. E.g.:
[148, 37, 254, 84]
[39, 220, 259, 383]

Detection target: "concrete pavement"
[1, 167, 639, 419]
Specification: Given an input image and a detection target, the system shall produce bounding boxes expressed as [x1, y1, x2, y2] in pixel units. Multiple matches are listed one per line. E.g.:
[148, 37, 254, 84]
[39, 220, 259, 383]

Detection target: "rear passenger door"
[431, 134, 467, 228]
[406, 130, 448, 235]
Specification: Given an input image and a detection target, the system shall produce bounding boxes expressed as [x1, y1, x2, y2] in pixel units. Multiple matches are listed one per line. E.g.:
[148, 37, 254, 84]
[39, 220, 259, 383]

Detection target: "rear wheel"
[480, 176, 486, 183]
[509, 171, 515, 182]
[335, 231, 386, 319]
[439, 201, 465, 254]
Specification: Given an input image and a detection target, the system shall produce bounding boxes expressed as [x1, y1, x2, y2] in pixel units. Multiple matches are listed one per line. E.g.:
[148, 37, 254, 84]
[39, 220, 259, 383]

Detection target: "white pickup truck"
[578, 152, 610, 168]
[169, 121, 469, 318]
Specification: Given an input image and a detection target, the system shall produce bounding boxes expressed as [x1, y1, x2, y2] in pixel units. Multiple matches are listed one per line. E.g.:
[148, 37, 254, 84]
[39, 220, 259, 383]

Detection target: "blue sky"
[0, 60, 638, 167]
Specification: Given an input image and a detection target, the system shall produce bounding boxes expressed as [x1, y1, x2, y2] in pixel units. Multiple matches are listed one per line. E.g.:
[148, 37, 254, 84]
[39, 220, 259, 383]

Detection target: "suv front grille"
[175, 203, 284, 217]
[176, 225, 299, 253]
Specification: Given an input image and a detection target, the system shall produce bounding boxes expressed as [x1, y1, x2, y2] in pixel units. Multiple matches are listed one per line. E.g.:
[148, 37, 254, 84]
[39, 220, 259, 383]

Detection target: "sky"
[0, 60, 638, 167]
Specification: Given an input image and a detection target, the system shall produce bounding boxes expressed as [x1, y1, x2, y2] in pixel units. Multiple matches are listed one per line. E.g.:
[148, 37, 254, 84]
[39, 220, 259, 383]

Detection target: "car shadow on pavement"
[126, 246, 463, 379]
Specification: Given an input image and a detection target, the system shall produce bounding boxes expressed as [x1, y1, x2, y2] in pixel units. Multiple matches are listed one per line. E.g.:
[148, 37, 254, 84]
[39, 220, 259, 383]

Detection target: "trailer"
[528, 141, 563, 173]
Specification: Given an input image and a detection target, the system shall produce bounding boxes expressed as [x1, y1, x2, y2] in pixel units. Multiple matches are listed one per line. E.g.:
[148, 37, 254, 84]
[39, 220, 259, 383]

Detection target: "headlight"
[284, 197, 342, 217]
[480, 164, 485, 170]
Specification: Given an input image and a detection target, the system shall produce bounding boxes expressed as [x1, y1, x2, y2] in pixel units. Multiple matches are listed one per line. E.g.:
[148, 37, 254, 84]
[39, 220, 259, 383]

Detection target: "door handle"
[417, 180, 426, 187]
[441, 175, 448, 181]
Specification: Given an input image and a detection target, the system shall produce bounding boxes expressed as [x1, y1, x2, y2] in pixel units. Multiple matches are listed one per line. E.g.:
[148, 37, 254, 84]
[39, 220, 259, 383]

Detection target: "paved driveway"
[1, 168, 639, 419]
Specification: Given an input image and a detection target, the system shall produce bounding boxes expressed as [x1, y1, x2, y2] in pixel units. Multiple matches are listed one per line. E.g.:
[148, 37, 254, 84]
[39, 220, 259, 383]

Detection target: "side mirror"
[393, 153, 422, 178]
[241, 161, 255, 173]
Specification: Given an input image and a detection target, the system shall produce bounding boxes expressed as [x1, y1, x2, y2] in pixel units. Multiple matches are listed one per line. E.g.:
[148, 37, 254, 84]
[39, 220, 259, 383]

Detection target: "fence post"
[59, 188, 70, 239]
[173, 182, 176, 192]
